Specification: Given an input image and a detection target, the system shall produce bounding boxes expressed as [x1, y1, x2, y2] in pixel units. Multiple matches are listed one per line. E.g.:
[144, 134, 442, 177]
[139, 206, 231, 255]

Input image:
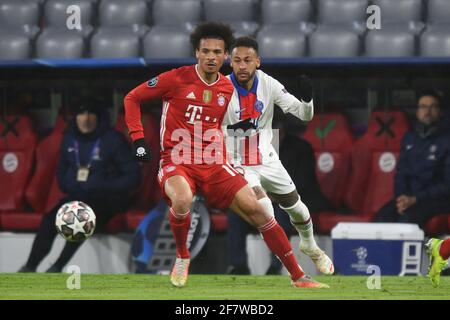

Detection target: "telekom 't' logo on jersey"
[185, 104, 218, 124]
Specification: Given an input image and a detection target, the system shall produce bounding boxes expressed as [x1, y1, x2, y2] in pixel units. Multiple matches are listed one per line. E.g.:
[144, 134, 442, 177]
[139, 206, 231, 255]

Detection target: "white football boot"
[300, 244, 335, 275]
[170, 258, 190, 287]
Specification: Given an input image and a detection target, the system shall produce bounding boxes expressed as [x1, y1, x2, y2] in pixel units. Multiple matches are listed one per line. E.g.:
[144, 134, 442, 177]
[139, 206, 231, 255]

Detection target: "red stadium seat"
[0, 212, 43, 231]
[116, 112, 161, 230]
[0, 115, 38, 211]
[345, 111, 409, 214]
[44, 176, 66, 212]
[424, 214, 450, 235]
[209, 209, 228, 233]
[302, 113, 354, 207]
[361, 151, 399, 218]
[25, 128, 64, 213]
[125, 209, 147, 231]
[313, 111, 410, 234]
[316, 212, 372, 234]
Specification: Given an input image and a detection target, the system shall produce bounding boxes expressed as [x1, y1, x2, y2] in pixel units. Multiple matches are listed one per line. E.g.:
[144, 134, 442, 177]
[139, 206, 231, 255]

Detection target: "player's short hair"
[232, 36, 259, 55]
[190, 22, 235, 53]
[417, 88, 444, 108]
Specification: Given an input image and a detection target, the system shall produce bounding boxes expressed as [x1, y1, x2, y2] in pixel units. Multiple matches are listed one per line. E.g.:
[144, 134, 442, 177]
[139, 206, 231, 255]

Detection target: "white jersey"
[222, 69, 314, 166]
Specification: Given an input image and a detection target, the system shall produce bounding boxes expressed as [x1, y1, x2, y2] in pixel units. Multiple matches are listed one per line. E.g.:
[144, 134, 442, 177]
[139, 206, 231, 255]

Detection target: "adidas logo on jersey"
[186, 92, 196, 99]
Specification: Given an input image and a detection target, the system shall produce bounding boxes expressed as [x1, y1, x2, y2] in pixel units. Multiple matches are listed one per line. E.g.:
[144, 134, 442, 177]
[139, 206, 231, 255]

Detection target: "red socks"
[439, 238, 450, 260]
[168, 208, 191, 259]
[258, 217, 304, 281]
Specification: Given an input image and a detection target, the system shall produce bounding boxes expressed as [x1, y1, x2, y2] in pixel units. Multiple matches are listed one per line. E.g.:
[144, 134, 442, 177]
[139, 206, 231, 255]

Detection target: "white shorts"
[240, 160, 296, 195]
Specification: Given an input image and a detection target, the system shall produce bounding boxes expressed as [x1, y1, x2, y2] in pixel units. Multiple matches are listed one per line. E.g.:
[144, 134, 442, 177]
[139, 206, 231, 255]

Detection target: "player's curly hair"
[232, 36, 259, 54]
[190, 22, 235, 53]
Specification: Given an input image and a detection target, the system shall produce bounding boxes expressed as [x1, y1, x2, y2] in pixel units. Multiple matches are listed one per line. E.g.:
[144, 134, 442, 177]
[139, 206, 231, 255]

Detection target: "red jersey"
[124, 65, 234, 166]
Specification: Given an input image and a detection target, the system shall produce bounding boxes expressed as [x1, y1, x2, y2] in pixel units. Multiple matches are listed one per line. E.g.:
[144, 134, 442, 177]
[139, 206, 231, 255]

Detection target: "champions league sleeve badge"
[147, 77, 158, 87]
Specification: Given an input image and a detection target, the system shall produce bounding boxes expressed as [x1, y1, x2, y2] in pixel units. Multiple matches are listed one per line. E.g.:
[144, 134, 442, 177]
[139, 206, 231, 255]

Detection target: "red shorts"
[157, 162, 248, 209]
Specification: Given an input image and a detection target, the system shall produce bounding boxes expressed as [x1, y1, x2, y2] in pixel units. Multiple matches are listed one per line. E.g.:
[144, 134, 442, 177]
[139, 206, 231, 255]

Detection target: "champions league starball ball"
[55, 201, 96, 242]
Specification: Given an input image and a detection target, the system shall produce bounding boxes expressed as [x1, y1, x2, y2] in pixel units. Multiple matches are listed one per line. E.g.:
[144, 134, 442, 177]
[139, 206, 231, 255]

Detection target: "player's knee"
[171, 195, 193, 214]
[241, 197, 271, 227]
[274, 190, 300, 208]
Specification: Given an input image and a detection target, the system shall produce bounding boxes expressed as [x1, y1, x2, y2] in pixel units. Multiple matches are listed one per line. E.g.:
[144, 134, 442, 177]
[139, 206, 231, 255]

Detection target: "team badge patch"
[147, 77, 158, 87]
[217, 94, 226, 106]
[254, 100, 264, 113]
[166, 166, 176, 173]
[203, 90, 212, 103]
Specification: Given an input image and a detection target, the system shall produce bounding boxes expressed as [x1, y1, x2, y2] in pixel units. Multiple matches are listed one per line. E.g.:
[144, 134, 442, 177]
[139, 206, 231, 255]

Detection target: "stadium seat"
[317, 0, 368, 26]
[43, 0, 95, 37]
[116, 112, 161, 230]
[0, 0, 39, 28]
[204, 0, 256, 22]
[314, 111, 409, 234]
[0, 212, 44, 231]
[99, 0, 149, 28]
[371, 0, 423, 24]
[316, 213, 372, 234]
[261, 0, 312, 26]
[365, 26, 416, 57]
[0, 29, 32, 60]
[345, 111, 409, 214]
[424, 214, 450, 235]
[229, 22, 260, 38]
[0, 115, 38, 211]
[209, 209, 228, 233]
[90, 28, 140, 58]
[302, 113, 354, 207]
[143, 26, 192, 59]
[152, 0, 201, 32]
[427, 0, 450, 25]
[361, 150, 400, 219]
[36, 28, 85, 59]
[25, 117, 67, 214]
[204, 0, 259, 37]
[309, 26, 361, 57]
[257, 25, 306, 58]
[44, 0, 95, 27]
[420, 25, 450, 57]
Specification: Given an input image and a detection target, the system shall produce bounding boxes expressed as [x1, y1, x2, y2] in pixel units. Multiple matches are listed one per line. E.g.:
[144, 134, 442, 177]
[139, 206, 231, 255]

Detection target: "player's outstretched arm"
[273, 74, 314, 122]
[124, 70, 176, 162]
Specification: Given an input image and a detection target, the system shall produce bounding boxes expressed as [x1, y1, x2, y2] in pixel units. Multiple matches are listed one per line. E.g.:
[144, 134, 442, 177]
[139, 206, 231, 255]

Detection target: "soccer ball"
[55, 201, 96, 242]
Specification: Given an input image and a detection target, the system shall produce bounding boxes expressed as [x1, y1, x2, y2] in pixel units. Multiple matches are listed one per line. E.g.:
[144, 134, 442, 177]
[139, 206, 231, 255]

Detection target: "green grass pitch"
[0, 274, 449, 300]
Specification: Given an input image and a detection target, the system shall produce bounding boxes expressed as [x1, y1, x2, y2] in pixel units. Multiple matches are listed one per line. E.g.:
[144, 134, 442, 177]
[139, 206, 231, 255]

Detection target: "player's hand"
[133, 138, 151, 162]
[298, 75, 313, 103]
[227, 118, 257, 132]
[396, 195, 416, 214]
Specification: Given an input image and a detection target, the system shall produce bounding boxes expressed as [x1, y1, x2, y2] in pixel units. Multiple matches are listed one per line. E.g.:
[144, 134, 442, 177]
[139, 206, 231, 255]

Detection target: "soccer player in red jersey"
[124, 22, 328, 288]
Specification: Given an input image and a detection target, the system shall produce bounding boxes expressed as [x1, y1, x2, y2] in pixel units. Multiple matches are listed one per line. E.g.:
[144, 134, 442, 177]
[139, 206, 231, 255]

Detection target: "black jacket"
[279, 134, 334, 213]
[395, 116, 450, 204]
[56, 111, 141, 205]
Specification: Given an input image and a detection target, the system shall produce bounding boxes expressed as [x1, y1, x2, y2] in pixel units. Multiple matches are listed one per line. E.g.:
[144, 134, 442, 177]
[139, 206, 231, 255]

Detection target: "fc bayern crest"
[217, 95, 226, 106]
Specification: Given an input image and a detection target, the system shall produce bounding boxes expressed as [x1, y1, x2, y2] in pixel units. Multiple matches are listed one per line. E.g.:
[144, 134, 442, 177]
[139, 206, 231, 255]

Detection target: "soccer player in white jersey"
[223, 36, 334, 275]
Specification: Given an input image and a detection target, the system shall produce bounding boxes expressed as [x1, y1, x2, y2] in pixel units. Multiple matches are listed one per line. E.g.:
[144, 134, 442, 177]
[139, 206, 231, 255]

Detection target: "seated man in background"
[19, 97, 140, 273]
[375, 90, 450, 228]
[227, 118, 335, 275]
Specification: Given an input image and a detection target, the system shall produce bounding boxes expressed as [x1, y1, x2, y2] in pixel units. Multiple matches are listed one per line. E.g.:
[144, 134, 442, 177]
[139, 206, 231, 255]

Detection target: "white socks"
[279, 198, 318, 251]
